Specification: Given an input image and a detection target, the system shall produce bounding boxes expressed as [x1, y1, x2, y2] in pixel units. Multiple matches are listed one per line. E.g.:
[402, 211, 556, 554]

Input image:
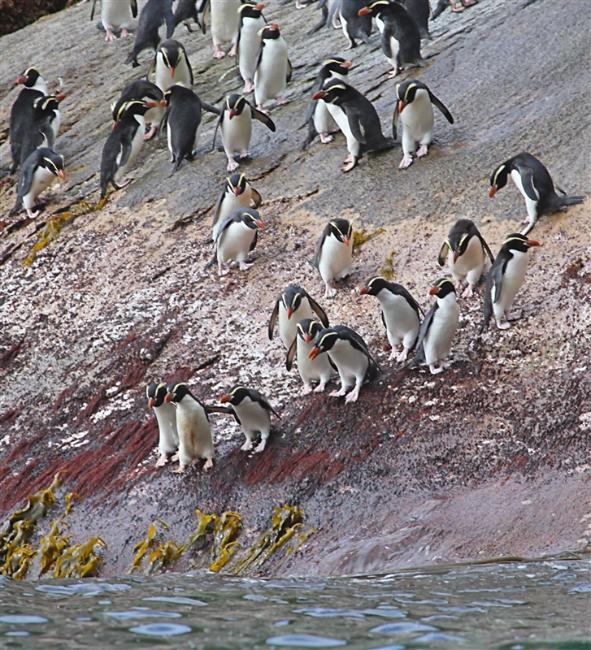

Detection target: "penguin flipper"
[478, 234, 495, 265]
[515, 165, 539, 202]
[492, 259, 508, 305]
[437, 240, 450, 267]
[285, 338, 297, 371]
[308, 296, 329, 328]
[428, 91, 454, 124]
[251, 106, 276, 132]
[392, 106, 399, 141]
[250, 187, 262, 208]
[380, 27, 394, 60]
[164, 3, 176, 39]
[286, 59, 293, 83]
[347, 112, 367, 145]
[480, 271, 494, 333]
[414, 303, 437, 361]
[312, 230, 326, 269]
[250, 230, 258, 252]
[268, 299, 279, 340]
[130, 0, 138, 18]
[211, 113, 222, 151]
[205, 404, 233, 415]
[201, 101, 220, 115]
[90, 0, 98, 21]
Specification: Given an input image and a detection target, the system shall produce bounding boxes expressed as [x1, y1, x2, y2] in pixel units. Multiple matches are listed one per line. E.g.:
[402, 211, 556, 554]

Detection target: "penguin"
[237, 1, 266, 93]
[286, 319, 335, 395]
[254, 24, 292, 110]
[313, 218, 354, 298]
[392, 79, 454, 169]
[214, 94, 276, 172]
[301, 57, 352, 150]
[489, 152, 584, 235]
[339, 0, 371, 49]
[9, 68, 48, 174]
[146, 382, 179, 467]
[173, 0, 206, 34]
[437, 219, 494, 298]
[213, 208, 264, 276]
[411, 278, 459, 375]
[268, 284, 329, 350]
[358, 1, 422, 78]
[112, 79, 164, 140]
[165, 383, 214, 472]
[20, 94, 65, 165]
[125, 0, 175, 67]
[212, 173, 262, 241]
[308, 325, 379, 403]
[308, 0, 342, 35]
[397, 0, 430, 40]
[312, 78, 394, 172]
[152, 39, 193, 94]
[210, 0, 241, 59]
[359, 276, 423, 362]
[100, 100, 157, 198]
[91, 0, 137, 42]
[219, 386, 279, 453]
[481, 234, 540, 332]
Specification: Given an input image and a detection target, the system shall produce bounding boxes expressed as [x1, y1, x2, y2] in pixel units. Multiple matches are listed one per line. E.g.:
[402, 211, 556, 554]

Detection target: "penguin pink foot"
[399, 154, 414, 169]
[144, 125, 157, 140]
[243, 82, 254, 93]
[228, 44, 237, 57]
[345, 385, 361, 403]
[203, 458, 214, 471]
[171, 452, 179, 462]
[155, 454, 168, 467]
[213, 48, 226, 59]
[238, 261, 254, 271]
[319, 133, 334, 144]
[461, 284, 474, 298]
[254, 439, 267, 453]
[396, 348, 410, 363]
[173, 465, 187, 474]
[301, 384, 313, 396]
[241, 440, 254, 451]
[496, 320, 511, 330]
[330, 386, 349, 397]
[226, 158, 240, 172]
[314, 382, 327, 393]
[416, 144, 429, 158]
[324, 285, 337, 299]
[239, 151, 249, 160]
[387, 68, 399, 78]
[121, 28, 131, 38]
[342, 154, 357, 172]
[429, 364, 444, 374]
[105, 29, 116, 42]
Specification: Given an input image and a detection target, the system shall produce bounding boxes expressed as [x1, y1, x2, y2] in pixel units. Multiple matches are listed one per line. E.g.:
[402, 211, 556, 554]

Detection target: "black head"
[359, 276, 390, 296]
[146, 382, 168, 408]
[114, 100, 155, 122]
[297, 318, 323, 343]
[158, 40, 182, 75]
[488, 161, 511, 197]
[39, 150, 65, 179]
[395, 80, 425, 113]
[16, 67, 42, 87]
[441, 218, 478, 263]
[282, 284, 307, 318]
[225, 93, 247, 118]
[500, 233, 540, 254]
[236, 208, 264, 230]
[239, 1, 265, 18]
[163, 84, 191, 105]
[219, 386, 252, 405]
[260, 23, 280, 39]
[33, 94, 64, 115]
[166, 382, 192, 403]
[309, 327, 338, 359]
[327, 218, 352, 245]
[312, 79, 350, 105]
[429, 278, 456, 299]
[358, 0, 390, 17]
[226, 172, 247, 196]
[320, 57, 353, 78]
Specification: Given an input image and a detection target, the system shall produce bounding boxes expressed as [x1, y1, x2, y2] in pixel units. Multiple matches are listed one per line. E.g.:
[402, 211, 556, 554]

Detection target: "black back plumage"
[367, 1, 422, 69]
[437, 219, 494, 267]
[11, 147, 64, 215]
[9, 85, 45, 174]
[317, 325, 380, 381]
[19, 95, 62, 165]
[162, 85, 202, 171]
[397, 0, 430, 39]
[340, 0, 372, 46]
[173, 0, 206, 33]
[268, 284, 329, 340]
[393, 80, 453, 139]
[312, 218, 353, 269]
[112, 80, 163, 121]
[125, 0, 175, 66]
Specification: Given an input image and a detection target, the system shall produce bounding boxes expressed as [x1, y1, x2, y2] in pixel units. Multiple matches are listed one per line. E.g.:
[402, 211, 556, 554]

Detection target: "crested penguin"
[358, 0, 422, 77]
[91, 0, 137, 41]
[398, 0, 431, 40]
[312, 78, 394, 172]
[10, 147, 65, 218]
[437, 219, 494, 298]
[411, 278, 459, 375]
[254, 24, 292, 110]
[481, 234, 540, 331]
[20, 94, 64, 165]
[153, 39, 194, 93]
[489, 152, 584, 235]
[9, 67, 48, 174]
[173, 0, 206, 34]
[165, 383, 214, 472]
[308, 0, 342, 35]
[359, 276, 423, 362]
[112, 79, 164, 140]
[301, 57, 352, 150]
[339, 0, 371, 49]
[125, 0, 175, 67]
[237, 1, 266, 93]
[313, 218, 354, 298]
[393, 79, 454, 169]
[308, 325, 379, 403]
[100, 100, 156, 198]
[219, 386, 279, 453]
[268, 284, 329, 350]
[210, 0, 241, 59]
[146, 382, 179, 467]
[286, 318, 335, 395]
[212, 173, 262, 241]
[214, 208, 264, 276]
[214, 93, 276, 172]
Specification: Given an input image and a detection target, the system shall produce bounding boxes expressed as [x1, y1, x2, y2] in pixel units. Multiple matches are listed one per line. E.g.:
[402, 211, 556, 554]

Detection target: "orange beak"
[229, 110, 236, 119]
[111, 121, 117, 130]
[488, 186, 497, 198]
[429, 287, 439, 296]
[527, 240, 541, 247]
[233, 186, 243, 196]
[397, 100, 406, 114]
[303, 334, 312, 343]
[256, 220, 264, 229]
[148, 398, 154, 408]
[220, 394, 230, 403]
[358, 6, 370, 15]
[15, 75, 26, 85]
[57, 170, 65, 182]
[145, 101, 158, 108]
[312, 91, 326, 101]
[343, 60, 353, 69]
[287, 307, 293, 319]
[343, 237, 350, 247]
[164, 393, 172, 403]
[256, 2, 265, 8]
[56, 94, 66, 102]
[359, 287, 368, 295]
[169, 66, 175, 78]
[159, 99, 167, 108]
[308, 347, 320, 360]
[271, 22, 279, 29]
[452, 251, 459, 263]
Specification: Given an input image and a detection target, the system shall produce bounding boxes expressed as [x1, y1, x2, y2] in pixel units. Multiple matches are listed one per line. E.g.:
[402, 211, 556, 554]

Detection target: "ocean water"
[0, 558, 589, 649]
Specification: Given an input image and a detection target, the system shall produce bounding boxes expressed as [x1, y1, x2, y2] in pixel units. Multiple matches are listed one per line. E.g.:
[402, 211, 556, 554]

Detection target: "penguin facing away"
[20, 94, 65, 165]
[359, 276, 423, 362]
[146, 382, 179, 466]
[254, 24, 292, 110]
[173, 0, 206, 34]
[313, 218, 354, 298]
[393, 79, 454, 169]
[212, 173, 262, 241]
[125, 0, 175, 67]
[237, 1, 266, 93]
[437, 219, 494, 298]
[397, 0, 431, 40]
[339, 0, 372, 49]
[268, 284, 329, 350]
[91, 0, 137, 42]
[152, 39, 194, 93]
[286, 318, 335, 395]
[209, 0, 241, 59]
[219, 386, 279, 453]
[481, 233, 540, 332]
[489, 152, 584, 235]
[308, 0, 342, 35]
[112, 79, 164, 140]
[214, 208, 264, 276]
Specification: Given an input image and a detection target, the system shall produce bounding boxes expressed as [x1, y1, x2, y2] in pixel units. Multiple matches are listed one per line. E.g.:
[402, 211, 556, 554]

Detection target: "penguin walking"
[268, 284, 329, 350]
[398, 0, 431, 40]
[237, 1, 266, 93]
[481, 234, 540, 331]
[10, 148, 65, 218]
[437, 219, 494, 298]
[219, 386, 279, 453]
[173, 0, 206, 34]
[152, 39, 193, 93]
[411, 278, 459, 375]
[489, 152, 584, 235]
[308, 0, 342, 34]
[213, 208, 264, 275]
[20, 94, 65, 165]
[301, 57, 352, 150]
[210, 0, 241, 59]
[286, 319, 335, 395]
[313, 218, 354, 298]
[393, 79, 454, 169]
[312, 78, 394, 172]
[125, 0, 175, 67]
[91, 0, 137, 41]
[212, 173, 262, 241]
[112, 79, 164, 140]
[254, 24, 292, 110]
[339, 0, 371, 49]
[9, 68, 48, 174]
[146, 382, 179, 467]
[214, 94, 276, 172]
[308, 325, 379, 403]
[165, 383, 214, 472]
[358, 1, 422, 77]
[359, 276, 423, 362]
[100, 100, 157, 198]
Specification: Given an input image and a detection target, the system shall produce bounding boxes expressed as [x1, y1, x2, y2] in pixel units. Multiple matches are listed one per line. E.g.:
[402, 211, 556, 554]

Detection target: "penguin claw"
[387, 68, 399, 78]
[239, 261, 254, 271]
[173, 465, 186, 474]
[241, 440, 254, 451]
[171, 453, 179, 462]
[203, 458, 214, 471]
[155, 455, 168, 467]
[330, 388, 348, 397]
[416, 145, 429, 158]
[319, 133, 334, 144]
[213, 49, 226, 59]
[254, 440, 267, 453]
[227, 159, 240, 172]
[313, 383, 326, 393]
[396, 349, 409, 363]
[399, 155, 414, 169]
[496, 320, 511, 330]
[461, 285, 474, 298]
[301, 385, 313, 395]
[342, 155, 357, 172]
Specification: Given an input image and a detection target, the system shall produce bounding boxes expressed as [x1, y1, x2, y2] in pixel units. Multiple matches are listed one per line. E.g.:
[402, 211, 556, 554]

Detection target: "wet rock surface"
[0, 0, 590, 577]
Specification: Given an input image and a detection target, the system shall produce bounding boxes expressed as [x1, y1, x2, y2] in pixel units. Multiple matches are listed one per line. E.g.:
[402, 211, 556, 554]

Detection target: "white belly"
[277, 301, 315, 350]
[116, 117, 145, 179]
[213, 191, 252, 241]
[511, 169, 539, 224]
[450, 236, 485, 284]
[493, 250, 529, 318]
[313, 100, 337, 135]
[211, 0, 241, 45]
[49, 110, 61, 141]
[221, 110, 252, 156]
[296, 336, 333, 385]
[318, 233, 353, 284]
[326, 102, 359, 157]
[239, 17, 264, 82]
[423, 297, 459, 365]
[254, 38, 288, 105]
[217, 221, 256, 263]
[328, 339, 368, 383]
[234, 398, 270, 435]
[153, 403, 179, 454]
[378, 292, 420, 347]
[400, 90, 433, 152]
[101, 0, 133, 30]
[387, 35, 400, 67]
[176, 400, 214, 465]
[23, 166, 55, 209]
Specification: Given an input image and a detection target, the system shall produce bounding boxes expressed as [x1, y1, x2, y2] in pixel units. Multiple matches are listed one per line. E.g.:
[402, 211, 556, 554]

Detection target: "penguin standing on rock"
[219, 386, 279, 453]
[359, 276, 423, 362]
[481, 234, 540, 332]
[112, 80, 164, 140]
[438, 219, 494, 298]
[411, 278, 459, 375]
[152, 39, 194, 93]
[268, 284, 329, 350]
[308, 325, 379, 403]
[91, 0, 137, 41]
[254, 24, 292, 110]
[237, 1, 266, 93]
[20, 95, 65, 165]
[213, 208, 264, 276]
[339, 0, 371, 49]
[286, 319, 335, 395]
[313, 218, 354, 298]
[146, 382, 179, 467]
[10, 148, 65, 218]
[210, 0, 241, 59]
[125, 0, 175, 67]
[173, 0, 206, 33]
[165, 383, 214, 472]
[398, 0, 431, 40]
[212, 173, 262, 241]
[393, 80, 454, 169]
[489, 152, 584, 235]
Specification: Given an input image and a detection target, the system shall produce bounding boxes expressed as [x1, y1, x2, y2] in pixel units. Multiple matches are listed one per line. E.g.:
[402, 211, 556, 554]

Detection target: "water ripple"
[130, 623, 192, 636]
[266, 634, 346, 647]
